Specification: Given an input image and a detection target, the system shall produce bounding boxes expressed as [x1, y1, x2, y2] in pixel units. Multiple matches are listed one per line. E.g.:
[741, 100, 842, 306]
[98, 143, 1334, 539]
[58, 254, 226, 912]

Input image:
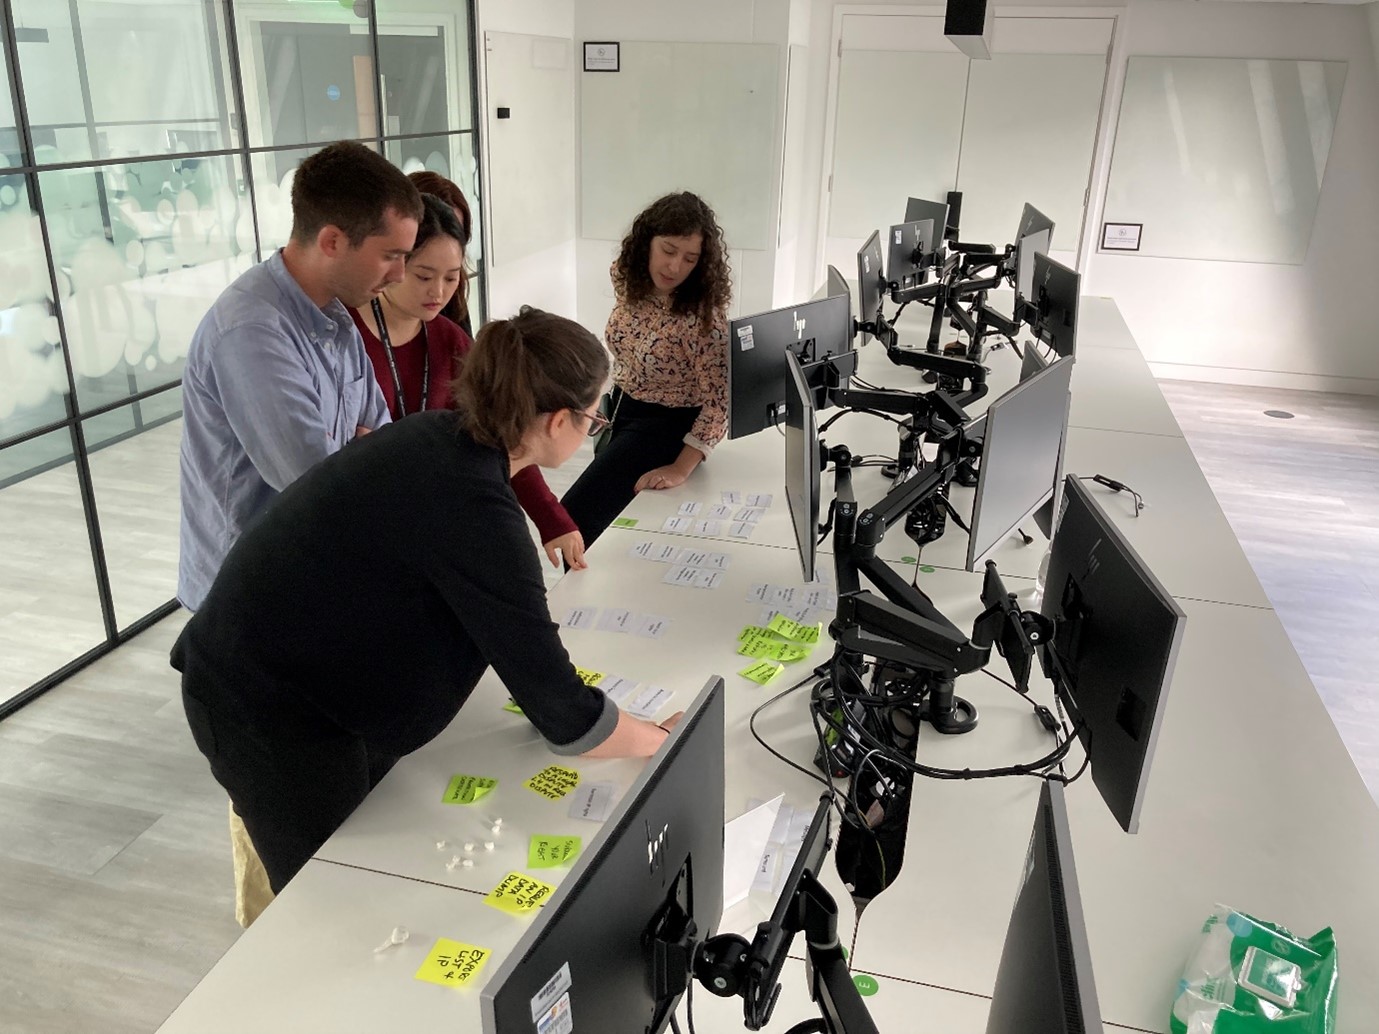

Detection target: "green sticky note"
[737, 625, 776, 642]
[612, 517, 638, 528]
[739, 660, 783, 685]
[524, 765, 581, 800]
[502, 698, 525, 715]
[919, 565, 935, 574]
[900, 555, 917, 564]
[573, 666, 605, 687]
[442, 774, 497, 805]
[772, 643, 811, 663]
[853, 974, 879, 996]
[414, 938, 491, 988]
[484, 871, 556, 915]
[528, 834, 582, 869]
[766, 614, 821, 644]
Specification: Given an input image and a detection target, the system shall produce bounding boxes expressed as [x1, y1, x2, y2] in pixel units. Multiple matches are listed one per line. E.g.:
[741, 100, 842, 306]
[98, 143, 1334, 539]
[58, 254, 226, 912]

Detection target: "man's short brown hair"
[290, 141, 423, 247]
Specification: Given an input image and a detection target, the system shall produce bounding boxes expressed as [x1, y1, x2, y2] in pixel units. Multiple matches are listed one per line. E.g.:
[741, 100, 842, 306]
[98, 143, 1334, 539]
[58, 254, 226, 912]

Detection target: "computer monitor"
[481, 676, 726, 1034]
[966, 356, 1074, 572]
[1020, 342, 1049, 382]
[985, 779, 1105, 1034]
[1029, 253, 1080, 359]
[1041, 475, 1185, 835]
[784, 350, 821, 583]
[904, 196, 949, 244]
[887, 219, 936, 292]
[727, 294, 851, 439]
[812, 264, 850, 302]
[1014, 203, 1054, 313]
[856, 230, 885, 346]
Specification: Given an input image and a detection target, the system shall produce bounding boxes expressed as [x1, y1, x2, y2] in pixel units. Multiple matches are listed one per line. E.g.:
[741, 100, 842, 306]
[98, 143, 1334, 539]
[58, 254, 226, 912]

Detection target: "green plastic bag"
[1170, 905, 1338, 1034]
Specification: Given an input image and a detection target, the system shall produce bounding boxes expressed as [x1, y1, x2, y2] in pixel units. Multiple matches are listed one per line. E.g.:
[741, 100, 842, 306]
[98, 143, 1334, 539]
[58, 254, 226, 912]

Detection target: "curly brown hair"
[614, 192, 731, 332]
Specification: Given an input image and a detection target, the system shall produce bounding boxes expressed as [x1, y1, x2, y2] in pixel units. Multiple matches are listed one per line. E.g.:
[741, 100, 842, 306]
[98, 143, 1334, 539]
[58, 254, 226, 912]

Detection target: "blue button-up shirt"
[178, 251, 389, 610]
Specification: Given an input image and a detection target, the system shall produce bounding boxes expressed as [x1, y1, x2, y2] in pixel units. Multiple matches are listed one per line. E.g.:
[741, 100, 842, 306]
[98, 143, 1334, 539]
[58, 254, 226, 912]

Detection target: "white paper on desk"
[746, 583, 769, 603]
[691, 569, 723, 590]
[598, 674, 638, 703]
[629, 541, 656, 560]
[652, 543, 680, 563]
[723, 795, 783, 909]
[625, 685, 674, 719]
[734, 507, 766, 523]
[750, 797, 796, 845]
[774, 844, 802, 897]
[560, 606, 598, 630]
[721, 491, 742, 505]
[597, 608, 633, 633]
[704, 552, 730, 570]
[693, 520, 722, 536]
[676, 548, 710, 568]
[771, 585, 797, 606]
[802, 587, 827, 610]
[759, 607, 782, 627]
[661, 516, 693, 534]
[678, 501, 702, 516]
[747, 493, 774, 508]
[634, 614, 672, 639]
[752, 846, 778, 894]
[708, 504, 733, 520]
[662, 565, 699, 587]
[569, 781, 617, 822]
[729, 522, 755, 539]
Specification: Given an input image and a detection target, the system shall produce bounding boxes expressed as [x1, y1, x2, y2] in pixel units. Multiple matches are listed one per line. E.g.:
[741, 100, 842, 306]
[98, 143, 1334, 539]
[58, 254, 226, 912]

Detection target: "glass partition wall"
[0, 0, 482, 716]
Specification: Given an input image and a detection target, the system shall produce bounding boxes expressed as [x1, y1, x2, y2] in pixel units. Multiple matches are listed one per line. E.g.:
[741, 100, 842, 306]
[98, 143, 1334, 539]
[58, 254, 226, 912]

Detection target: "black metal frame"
[0, 0, 487, 720]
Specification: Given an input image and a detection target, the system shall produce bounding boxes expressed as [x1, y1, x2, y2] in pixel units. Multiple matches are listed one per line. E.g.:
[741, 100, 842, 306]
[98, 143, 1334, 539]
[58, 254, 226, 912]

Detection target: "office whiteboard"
[580, 42, 780, 250]
[1105, 56, 1347, 264]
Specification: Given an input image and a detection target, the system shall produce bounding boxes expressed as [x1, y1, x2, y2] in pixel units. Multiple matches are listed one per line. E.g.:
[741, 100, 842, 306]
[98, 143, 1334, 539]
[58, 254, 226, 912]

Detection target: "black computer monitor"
[481, 677, 726, 1034]
[1020, 342, 1049, 382]
[965, 356, 1074, 571]
[856, 230, 885, 346]
[727, 294, 851, 439]
[887, 219, 936, 292]
[1030, 253, 1080, 359]
[784, 350, 820, 583]
[985, 779, 1105, 1034]
[904, 196, 949, 244]
[1042, 475, 1186, 834]
[1014, 203, 1054, 314]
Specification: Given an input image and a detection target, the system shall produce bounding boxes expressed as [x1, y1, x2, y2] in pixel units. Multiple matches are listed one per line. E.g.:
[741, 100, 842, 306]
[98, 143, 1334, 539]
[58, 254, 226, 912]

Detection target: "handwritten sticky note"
[573, 667, 605, 687]
[414, 938, 491, 988]
[484, 871, 557, 915]
[525, 765, 581, 800]
[528, 834, 582, 869]
[768, 614, 822, 644]
[739, 660, 784, 685]
[442, 774, 497, 805]
[612, 517, 638, 528]
[503, 699, 525, 715]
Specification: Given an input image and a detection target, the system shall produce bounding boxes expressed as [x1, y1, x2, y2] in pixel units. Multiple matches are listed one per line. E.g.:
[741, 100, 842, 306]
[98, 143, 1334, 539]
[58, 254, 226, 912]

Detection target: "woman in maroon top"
[350, 194, 586, 569]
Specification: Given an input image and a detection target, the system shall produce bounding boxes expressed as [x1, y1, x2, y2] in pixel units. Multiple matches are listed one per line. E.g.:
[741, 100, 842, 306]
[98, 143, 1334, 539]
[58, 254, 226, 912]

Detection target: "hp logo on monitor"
[647, 821, 669, 874]
[793, 313, 806, 340]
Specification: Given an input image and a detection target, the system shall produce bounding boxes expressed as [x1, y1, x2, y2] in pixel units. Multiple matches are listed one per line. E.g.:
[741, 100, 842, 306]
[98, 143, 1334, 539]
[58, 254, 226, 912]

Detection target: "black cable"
[685, 972, 698, 1034]
[818, 407, 903, 433]
[1080, 473, 1145, 517]
[749, 671, 853, 824]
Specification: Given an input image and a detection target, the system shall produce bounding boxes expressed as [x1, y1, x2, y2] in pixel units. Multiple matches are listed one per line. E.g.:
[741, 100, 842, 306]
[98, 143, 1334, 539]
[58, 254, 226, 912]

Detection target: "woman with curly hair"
[560, 191, 731, 548]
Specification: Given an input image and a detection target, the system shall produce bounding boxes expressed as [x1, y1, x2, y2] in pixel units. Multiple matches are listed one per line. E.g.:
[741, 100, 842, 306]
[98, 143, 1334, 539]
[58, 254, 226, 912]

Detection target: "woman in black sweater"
[172, 308, 678, 894]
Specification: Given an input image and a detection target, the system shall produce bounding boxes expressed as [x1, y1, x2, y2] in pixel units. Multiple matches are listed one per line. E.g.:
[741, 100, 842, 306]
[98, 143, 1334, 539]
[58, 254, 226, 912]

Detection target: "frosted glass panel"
[957, 52, 1107, 250]
[1105, 56, 1347, 263]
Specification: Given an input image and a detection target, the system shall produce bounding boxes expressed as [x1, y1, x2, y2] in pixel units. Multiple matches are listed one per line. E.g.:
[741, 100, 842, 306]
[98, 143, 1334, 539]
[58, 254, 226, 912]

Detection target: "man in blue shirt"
[178, 142, 423, 611]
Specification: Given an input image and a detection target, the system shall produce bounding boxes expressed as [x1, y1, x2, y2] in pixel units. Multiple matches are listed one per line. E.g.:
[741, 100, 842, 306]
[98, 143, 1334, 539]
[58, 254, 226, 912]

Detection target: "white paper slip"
[624, 685, 674, 720]
[787, 806, 813, 845]
[729, 522, 755, 539]
[721, 491, 742, 505]
[704, 552, 731, 570]
[634, 614, 672, 639]
[750, 798, 795, 845]
[560, 606, 598, 630]
[771, 586, 798, 606]
[677, 501, 702, 517]
[723, 796, 783, 909]
[773, 844, 802, 897]
[758, 607, 782, 627]
[568, 781, 617, 822]
[708, 504, 733, 520]
[802, 588, 827, 609]
[787, 604, 816, 624]
[747, 493, 774, 508]
[747, 584, 770, 603]
[693, 520, 722, 536]
[597, 608, 634, 633]
[691, 569, 724, 590]
[662, 565, 699, 587]
[598, 674, 639, 703]
[629, 541, 656, 560]
[752, 846, 778, 894]
[734, 507, 766, 523]
[676, 548, 711, 568]
[652, 543, 681, 563]
[660, 516, 693, 534]
[827, 591, 839, 608]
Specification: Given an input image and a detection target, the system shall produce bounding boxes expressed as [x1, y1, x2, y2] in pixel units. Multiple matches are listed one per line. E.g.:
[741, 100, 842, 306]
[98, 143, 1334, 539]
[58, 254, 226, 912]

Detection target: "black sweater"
[171, 410, 615, 758]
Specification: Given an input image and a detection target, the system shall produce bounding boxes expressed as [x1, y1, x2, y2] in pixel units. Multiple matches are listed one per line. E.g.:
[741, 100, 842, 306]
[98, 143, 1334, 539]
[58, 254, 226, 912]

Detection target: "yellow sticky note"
[528, 834, 582, 869]
[524, 765, 581, 800]
[484, 871, 557, 915]
[737, 625, 776, 642]
[502, 699, 525, 715]
[739, 659, 784, 685]
[767, 614, 822, 644]
[442, 774, 497, 805]
[573, 666, 605, 687]
[414, 938, 491, 988]
[772, 642, 812, 663]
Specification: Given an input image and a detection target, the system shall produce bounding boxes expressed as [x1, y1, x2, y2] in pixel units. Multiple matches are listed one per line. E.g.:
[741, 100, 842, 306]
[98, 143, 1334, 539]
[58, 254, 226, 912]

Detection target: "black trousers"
[183, 686, 398, 893]
[561, 391, 700, 549]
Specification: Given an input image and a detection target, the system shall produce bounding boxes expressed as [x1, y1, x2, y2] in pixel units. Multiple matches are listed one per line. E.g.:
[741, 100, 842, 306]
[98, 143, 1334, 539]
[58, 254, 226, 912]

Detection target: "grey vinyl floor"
[2, 386, 1377, 1033]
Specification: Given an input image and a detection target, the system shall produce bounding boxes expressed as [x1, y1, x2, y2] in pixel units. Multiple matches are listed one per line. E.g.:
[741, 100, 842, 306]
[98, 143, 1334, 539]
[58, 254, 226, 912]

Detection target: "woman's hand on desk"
[581, 709, 678, 758]
[635, 464, 689, 492]
[657, 711, 684, 734]
[544, 530, 587, 570]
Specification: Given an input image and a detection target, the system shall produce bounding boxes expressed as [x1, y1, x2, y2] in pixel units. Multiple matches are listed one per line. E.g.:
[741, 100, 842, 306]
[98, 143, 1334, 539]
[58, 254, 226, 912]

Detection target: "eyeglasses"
[572, 406, 612, 438]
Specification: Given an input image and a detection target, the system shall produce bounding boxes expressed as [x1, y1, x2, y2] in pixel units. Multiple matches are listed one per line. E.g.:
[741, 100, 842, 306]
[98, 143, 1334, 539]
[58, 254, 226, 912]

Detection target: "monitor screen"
[1042, 476, 1185, 834]
[856, 230, 884, 347]
[985, 779, 1105, 1034]
[1014, 203, 1055, 310]
[966, 356, 1074, 572]
[784, 350, 820, 583]
[887, 219, 936, 292]
[728, 295, 851, 439]
[1031, 253, 1080, 359]
[481, 677, 726, 1034]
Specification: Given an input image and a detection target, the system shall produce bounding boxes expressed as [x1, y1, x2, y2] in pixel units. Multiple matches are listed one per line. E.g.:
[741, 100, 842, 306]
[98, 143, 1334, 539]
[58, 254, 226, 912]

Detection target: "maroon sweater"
[350, 308, 577, 544]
